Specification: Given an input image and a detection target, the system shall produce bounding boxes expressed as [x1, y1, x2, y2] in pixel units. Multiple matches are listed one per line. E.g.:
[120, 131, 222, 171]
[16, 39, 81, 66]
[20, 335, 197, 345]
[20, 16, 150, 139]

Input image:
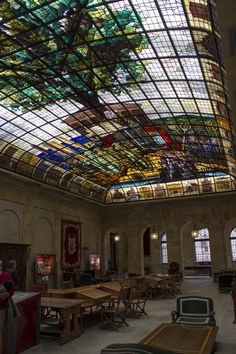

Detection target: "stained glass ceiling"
[0, 0, 236, 203]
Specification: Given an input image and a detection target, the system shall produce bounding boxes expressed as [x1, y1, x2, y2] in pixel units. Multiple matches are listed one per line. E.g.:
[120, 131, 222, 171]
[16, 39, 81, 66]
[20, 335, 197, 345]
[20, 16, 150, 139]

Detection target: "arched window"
[161, 233, 168, 264]
[194, 228, 211, 263]
[230, 228, 236, 261]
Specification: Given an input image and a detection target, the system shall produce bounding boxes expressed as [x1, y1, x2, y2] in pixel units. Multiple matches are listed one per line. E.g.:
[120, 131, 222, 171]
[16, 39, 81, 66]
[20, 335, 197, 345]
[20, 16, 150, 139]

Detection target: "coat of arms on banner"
[61, 219, 81, 269]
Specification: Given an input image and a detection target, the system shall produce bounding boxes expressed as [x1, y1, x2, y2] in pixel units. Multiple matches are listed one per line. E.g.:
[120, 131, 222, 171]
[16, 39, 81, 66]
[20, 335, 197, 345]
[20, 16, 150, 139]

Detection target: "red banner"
[61, 219, 81, 269]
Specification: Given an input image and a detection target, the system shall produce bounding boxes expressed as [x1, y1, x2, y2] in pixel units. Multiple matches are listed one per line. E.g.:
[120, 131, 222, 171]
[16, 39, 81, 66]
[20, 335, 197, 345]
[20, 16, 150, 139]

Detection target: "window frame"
[161, 233, 168, 264]
[230, 228, 236, 261]
[194, 228, 211, 264]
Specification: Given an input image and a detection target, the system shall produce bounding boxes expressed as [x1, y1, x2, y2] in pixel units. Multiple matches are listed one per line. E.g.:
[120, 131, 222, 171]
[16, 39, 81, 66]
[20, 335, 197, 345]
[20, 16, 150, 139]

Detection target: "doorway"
[143, 227, 151, 273]
[109, 232, 117, 271]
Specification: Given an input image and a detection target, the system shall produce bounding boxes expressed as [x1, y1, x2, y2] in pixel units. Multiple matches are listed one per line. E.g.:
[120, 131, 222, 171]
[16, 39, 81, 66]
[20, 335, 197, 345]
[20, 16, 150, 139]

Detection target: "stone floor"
[23, 278, 236, 354]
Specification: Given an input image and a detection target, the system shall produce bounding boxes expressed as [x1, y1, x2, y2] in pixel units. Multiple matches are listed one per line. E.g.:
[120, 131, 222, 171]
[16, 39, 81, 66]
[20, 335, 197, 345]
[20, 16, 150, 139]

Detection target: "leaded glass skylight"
[0, 0, 235, 203]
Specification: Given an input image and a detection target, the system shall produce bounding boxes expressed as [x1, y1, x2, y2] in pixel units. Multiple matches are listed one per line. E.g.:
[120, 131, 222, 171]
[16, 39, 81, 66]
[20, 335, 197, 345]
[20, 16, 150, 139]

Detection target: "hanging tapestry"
[61, 219, 81, 269]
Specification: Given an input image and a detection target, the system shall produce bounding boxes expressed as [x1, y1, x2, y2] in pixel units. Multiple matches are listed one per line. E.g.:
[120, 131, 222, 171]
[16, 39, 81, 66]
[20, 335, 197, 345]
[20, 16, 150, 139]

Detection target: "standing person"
[5, 260, 18, 288]
[0, 260, 15, 354]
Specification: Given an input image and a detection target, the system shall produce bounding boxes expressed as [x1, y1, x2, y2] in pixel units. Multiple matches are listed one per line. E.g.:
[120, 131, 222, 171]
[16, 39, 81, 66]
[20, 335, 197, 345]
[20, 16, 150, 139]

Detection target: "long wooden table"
[47, 287, 80, 298]
[76, 288, 111, 305]
[153, 273, 174, 280]
[135, 275, 166, 283]
[99, 282, 122, 295]
[47, 285, 98, 298]
[40, 297, 84, 344]
[140, 323, 218, 354]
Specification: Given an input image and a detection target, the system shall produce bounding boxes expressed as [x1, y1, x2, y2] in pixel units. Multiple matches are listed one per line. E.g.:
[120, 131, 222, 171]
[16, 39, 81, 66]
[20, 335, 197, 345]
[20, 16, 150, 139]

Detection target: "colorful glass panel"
[0, 0, 235, 202]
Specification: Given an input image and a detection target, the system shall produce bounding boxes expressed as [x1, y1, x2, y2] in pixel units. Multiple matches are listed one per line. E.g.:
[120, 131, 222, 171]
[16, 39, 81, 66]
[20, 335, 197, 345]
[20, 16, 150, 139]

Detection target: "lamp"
[150, 225, 158, 240]
[191, 227, 198, 238]
[114, 232, 120, 242]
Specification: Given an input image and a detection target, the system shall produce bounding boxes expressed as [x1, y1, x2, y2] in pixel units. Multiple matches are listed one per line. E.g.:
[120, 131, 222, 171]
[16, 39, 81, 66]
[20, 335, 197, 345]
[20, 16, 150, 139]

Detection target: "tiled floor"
[23, 278, 236, 354]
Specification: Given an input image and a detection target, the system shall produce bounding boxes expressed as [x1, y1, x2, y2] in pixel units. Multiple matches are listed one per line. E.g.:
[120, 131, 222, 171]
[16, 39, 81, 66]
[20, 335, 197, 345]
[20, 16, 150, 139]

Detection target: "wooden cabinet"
[0, 243, 30, 291]
[3, 292, 40, 353]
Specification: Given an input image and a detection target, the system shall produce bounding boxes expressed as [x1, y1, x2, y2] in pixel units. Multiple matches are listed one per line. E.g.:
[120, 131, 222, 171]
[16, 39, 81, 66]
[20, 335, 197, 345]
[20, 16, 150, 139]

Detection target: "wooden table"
[76, 288, 111, 305]
[153, 273, 169, 277]
[141, 323, 218, 354]
[99, 282, 122, 295]
[47, 287, 79, 298]
[40, 297, 84, 344]
[153, 273, 174, 280]
[135, 275, 164, 283]
[47, 284, 99, 298]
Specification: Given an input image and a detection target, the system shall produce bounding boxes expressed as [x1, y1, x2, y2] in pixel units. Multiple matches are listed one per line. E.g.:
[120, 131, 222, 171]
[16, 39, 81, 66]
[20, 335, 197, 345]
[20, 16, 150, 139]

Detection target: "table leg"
[60, 306, 82, 344]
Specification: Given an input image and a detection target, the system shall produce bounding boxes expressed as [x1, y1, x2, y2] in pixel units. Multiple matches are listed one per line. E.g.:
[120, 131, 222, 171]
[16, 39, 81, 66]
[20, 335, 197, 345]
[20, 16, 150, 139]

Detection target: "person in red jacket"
[0, 260, 15, 354]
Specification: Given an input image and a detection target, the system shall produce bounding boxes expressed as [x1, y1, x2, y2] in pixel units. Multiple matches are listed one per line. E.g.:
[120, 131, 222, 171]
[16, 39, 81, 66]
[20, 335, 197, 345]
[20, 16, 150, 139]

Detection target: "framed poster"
[89, 254, 101, 271]
[35, 254, 56, 275]
[61, 219, 81, 269]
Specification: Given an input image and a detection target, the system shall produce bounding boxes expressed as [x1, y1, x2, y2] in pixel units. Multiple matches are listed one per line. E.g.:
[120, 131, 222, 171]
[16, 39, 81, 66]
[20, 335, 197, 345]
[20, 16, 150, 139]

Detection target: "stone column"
[150, 237, 160, 273]
[209, 221, 227, 273]
[127, 223, 144, 275]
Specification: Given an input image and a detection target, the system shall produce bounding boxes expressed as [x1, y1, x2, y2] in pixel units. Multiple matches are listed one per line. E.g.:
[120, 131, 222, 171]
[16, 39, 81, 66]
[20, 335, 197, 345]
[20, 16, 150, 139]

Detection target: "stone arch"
[0, 209, 21, 243]
[140, 223, 159, 274]
[103, 225, 123, 272]
[142, 224, 151, 274]
[224, 218, 236, 269]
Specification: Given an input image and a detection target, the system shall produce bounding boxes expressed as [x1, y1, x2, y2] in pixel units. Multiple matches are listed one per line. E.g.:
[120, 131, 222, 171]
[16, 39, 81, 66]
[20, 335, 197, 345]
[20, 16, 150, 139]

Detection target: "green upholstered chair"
[171, 296, 216, 325]
[101, 343, 176, 354]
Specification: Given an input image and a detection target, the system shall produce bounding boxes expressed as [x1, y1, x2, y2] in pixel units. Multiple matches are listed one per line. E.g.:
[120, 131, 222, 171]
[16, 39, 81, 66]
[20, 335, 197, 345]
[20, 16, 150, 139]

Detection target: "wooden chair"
[161, 275, 182, 298]
[148, 278, 165, 298]
[171, 296, 216, 325]
[126, 280, 150, 317]
[121, 277, 138, 290]
[80, 301, 95, 332]
[61, 279, 74, 289]
[100, 286, 131, 330]
[173, 274, 182, 294]
[168, 262, 180, 275]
